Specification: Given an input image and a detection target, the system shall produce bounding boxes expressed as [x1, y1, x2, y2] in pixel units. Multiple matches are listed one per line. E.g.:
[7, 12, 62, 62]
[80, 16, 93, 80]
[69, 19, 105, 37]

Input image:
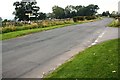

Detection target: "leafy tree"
[13, 1, 40, 21]
[71, 11, 77, 17]
[102, 12, 107, 16]
[54, 4, 99, 19]
[75, 5, 84, 16]
[84, 4, 99, 16]
[46, 13, 55, 19]
[3, 19, 8, 22]
[0, 17, 2, 27]
[106, 11, 110, 16]
[64, 5, 76, 18]
[110, 11, 120, 18]
[38, 12, 46, 20]
[64, 6, 71, 18]
[52, 6, 65, 19]
[102, 11, 110, 16]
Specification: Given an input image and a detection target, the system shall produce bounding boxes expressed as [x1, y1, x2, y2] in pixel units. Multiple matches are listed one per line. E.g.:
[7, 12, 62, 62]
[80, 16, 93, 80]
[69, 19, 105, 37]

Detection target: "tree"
[64, 6, 71, 18]
[46, 13, 55, 19]
[52, 6, 65, 19]
[84, 4, 99, 16]
[3, 19, 8, 22]
[38, 12, 46, 20]
[102, 11, 110, 16]
[75, 5, 84, 16]
[64, 4, 99, 18]
[110, 11, 120, 18]
[105, 11, 110, 16]
[0, 17, 2, 27]
[64, 5, 76, 18]
[13, 1, 40, 21]
[102, 12, 107, 16]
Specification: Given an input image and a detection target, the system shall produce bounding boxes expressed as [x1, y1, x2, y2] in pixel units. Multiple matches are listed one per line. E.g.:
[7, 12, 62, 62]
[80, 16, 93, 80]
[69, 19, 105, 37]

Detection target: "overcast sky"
[0, 0, 119, 20]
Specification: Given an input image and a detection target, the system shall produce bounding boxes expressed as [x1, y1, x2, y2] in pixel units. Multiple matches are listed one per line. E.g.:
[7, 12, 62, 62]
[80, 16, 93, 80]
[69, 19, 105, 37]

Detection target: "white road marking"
[90, 28, 107, 46]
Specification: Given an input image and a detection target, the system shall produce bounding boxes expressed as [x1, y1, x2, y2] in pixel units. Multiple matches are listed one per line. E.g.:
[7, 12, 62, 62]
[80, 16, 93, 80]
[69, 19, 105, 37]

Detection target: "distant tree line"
[102, 11, 120, 18]
[13, 0, 100, 21]
[51, 4, 99, 19]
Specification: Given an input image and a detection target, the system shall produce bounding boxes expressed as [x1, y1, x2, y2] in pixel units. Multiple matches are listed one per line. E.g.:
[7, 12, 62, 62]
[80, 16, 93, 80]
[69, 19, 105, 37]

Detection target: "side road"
[97, 27, 119, 43]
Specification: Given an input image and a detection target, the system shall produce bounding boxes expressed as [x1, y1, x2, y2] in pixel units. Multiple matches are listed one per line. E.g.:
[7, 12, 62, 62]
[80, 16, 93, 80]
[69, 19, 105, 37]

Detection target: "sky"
[0, 0, 119, 20]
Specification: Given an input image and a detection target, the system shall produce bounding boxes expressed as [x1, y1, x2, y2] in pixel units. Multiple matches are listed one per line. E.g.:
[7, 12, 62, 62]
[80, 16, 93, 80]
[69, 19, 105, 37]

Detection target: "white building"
[118, 1, 120, 14]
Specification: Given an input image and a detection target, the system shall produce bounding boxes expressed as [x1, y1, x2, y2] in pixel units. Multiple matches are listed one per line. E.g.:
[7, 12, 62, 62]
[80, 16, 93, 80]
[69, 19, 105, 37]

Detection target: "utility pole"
[118, 1, 120, 14]
[0, 17, 2, 27]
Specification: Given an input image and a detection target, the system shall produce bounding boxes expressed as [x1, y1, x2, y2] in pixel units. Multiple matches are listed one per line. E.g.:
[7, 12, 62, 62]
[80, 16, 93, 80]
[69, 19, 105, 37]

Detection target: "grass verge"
[0, 24, 71, 40]
[0, 19, 97, 40]
[45, 38, 119, 78]
[108, 19, 120, 27]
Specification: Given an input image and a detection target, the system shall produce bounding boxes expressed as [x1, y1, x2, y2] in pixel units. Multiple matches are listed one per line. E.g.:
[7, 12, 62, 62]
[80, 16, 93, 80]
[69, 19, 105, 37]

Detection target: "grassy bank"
[108, 19, 120, 27]
[1, 24, 73, 40]
[0, 19, 97, 40]
[45, 38, 119, 78]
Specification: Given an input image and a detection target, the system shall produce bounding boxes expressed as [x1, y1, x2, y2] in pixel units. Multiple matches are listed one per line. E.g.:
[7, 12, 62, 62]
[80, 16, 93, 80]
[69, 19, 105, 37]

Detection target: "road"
[2, 18, 113, 78]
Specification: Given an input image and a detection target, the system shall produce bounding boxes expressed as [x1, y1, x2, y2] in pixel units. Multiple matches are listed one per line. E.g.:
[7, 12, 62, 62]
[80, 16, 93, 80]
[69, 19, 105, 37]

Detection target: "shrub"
[85, 16, 96, 20]
[73, 17, 78, 22]
[2, 26, 16, 33]
[73, 16, 85, 22]
[108, 19, 120, 27]
[14, 22, 23, 26]
[77, 16, 85, 21]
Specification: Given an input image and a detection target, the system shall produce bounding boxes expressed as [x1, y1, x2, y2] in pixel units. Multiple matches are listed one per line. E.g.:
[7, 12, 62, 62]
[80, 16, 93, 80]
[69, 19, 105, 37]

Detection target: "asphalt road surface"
[2, 18, 113, 78]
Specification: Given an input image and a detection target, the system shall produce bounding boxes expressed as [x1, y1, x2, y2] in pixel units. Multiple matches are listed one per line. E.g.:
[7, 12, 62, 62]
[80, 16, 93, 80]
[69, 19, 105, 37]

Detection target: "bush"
[2, 26, 16, 33]
[85, 16, 96, 20]
[14, 22, 23, 26]
[73, 17, 77, 22]
[73, 16, 97, 22]
[108, 19, 120, 27]
[77, 16, 85, 21]
[73, 16, 85, 22]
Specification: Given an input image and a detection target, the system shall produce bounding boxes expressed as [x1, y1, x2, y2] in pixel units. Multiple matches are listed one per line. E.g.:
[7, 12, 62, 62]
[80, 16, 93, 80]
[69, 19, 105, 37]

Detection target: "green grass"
[0, 19, 97, 40]
[45, 39, 119, 78]
[108, 19, 120, 27]
[0, 24, 72, 40]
